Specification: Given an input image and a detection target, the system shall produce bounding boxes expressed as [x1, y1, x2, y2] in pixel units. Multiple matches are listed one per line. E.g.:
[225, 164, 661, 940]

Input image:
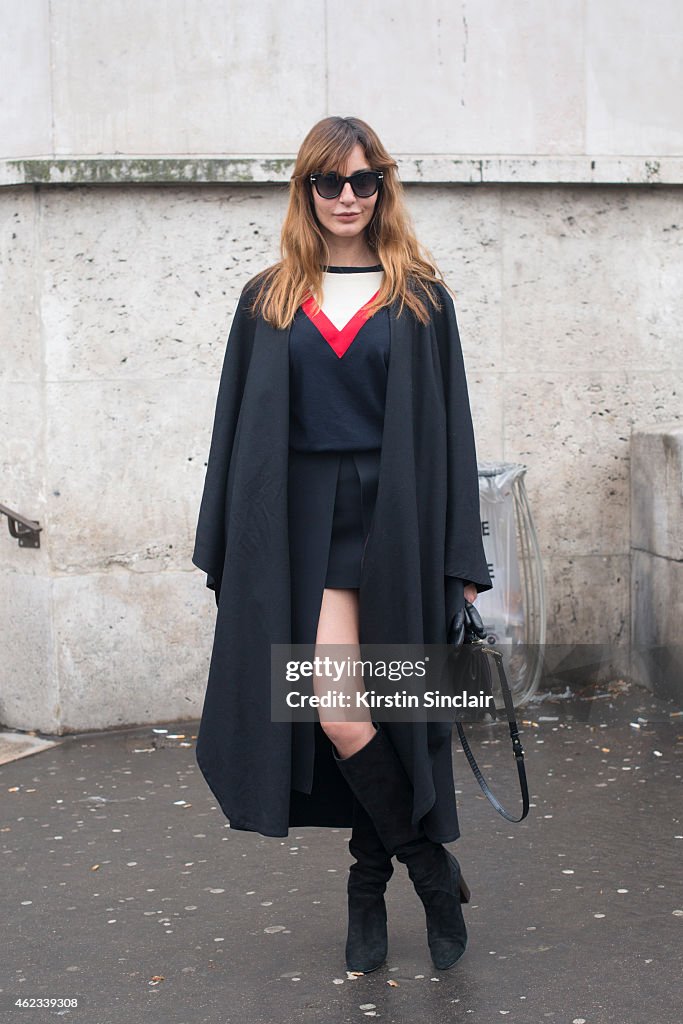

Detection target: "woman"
[192, 116, 493, 973]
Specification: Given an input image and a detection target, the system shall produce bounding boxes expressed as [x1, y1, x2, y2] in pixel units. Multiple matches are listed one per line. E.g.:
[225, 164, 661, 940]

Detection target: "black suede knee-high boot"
[345, 796, 394, 972]
[333, 724, 469, 971]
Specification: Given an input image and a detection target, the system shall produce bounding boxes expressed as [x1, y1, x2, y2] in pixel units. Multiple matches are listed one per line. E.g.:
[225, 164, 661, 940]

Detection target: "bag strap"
[455, 639, 530, 822]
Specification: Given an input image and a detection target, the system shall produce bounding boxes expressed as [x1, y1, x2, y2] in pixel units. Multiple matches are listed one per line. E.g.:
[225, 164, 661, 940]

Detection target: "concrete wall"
[2, 0, 683, 161]
[1, 0, 681, 731]
[1, 181, 681, 731]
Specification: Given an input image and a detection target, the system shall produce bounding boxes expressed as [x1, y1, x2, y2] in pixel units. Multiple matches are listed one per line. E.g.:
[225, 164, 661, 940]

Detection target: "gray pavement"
[1, 678, 681, 1024]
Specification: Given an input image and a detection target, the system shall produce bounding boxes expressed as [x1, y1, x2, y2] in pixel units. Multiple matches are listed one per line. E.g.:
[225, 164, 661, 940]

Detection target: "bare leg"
[314, 587, 376, 759]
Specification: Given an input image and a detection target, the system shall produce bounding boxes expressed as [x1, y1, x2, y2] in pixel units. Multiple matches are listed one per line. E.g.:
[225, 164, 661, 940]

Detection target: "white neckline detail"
[318, 270, 384, 330]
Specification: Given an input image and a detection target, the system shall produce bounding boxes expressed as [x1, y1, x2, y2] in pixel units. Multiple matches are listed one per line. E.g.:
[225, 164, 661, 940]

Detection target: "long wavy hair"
[245, 116, 453, 329]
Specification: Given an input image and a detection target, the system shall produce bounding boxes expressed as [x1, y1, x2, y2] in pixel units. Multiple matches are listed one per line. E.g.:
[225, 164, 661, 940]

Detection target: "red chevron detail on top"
[301, 289, 381, 358]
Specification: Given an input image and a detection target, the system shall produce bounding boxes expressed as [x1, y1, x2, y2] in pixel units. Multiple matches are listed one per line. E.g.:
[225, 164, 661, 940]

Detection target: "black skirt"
[287, 447, 381, 619]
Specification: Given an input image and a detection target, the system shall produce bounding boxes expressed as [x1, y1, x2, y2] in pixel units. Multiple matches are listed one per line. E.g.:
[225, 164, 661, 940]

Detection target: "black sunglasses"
[309, 170, 383, 199]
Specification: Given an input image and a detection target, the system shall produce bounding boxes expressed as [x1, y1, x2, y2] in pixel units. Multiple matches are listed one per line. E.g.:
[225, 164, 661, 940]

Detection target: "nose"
[339, 181, 356, 204]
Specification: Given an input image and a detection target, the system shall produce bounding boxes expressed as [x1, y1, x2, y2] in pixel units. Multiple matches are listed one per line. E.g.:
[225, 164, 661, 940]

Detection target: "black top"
[288, 266, 390, 452]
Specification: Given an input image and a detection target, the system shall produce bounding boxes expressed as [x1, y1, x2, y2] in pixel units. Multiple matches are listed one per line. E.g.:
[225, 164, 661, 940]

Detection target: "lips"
[335, 213, 360, 219]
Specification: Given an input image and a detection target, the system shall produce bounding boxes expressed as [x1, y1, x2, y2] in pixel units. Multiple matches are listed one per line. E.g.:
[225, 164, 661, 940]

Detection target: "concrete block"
[0, 381, 47, 576]
[45, 378, 213, 574]
[50, 0, 326, 154]
[0, 0, 52, 157]
[0, 573, 56, 733]
[586, 0, 683, 155]
[631, 548, 683, 701]
[39, 185, 282, 383]
[470, 371, 504, 466]
[631, 423, 683, 560]
[409, 184, 504, 371]
[505, 371, 677, 568]
[544, 552, 630, 647]
[53, 569, 212, 732]
[503, 371, 632, 558]
[327, 0, 584, 155]
[501, 187, 683, 375]
[0, 190, 42, 382]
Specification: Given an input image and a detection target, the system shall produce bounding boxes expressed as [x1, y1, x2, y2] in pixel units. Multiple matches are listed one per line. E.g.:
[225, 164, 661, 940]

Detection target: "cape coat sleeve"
[432, 281, 493, 632]
[191, 281, 259, 604]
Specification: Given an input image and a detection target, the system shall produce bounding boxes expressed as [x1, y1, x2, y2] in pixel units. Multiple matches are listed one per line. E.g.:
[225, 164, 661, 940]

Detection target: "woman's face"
[310, 143, 379, 243]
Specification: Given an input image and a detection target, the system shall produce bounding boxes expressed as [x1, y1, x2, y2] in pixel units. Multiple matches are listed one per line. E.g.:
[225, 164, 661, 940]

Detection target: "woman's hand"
[464, 582, 478, 604]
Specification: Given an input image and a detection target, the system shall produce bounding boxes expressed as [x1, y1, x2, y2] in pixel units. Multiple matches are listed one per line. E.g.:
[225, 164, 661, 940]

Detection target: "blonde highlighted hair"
[245, 116, 453, 329]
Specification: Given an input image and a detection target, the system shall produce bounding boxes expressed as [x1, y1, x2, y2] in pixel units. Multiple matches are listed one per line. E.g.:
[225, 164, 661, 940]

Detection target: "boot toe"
[345, 898, 388, 972]
[429, 937, 467, 971]
[346, 949, 387, 973]
[400, 843, 469, 969]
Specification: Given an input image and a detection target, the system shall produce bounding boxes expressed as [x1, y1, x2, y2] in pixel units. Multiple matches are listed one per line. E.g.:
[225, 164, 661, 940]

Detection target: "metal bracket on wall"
[0, 503, 42, 548]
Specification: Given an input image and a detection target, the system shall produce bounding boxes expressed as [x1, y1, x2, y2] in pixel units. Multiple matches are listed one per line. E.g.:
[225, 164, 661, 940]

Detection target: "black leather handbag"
[447, 601, 529, 822]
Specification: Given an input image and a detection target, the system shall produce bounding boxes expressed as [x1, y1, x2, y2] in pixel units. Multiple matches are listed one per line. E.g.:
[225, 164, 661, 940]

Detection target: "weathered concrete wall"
[0, 182, 681, 731]
[1, 1, 681, 729]
[630, 424, 683, 702]
[2, 0, 682, 161]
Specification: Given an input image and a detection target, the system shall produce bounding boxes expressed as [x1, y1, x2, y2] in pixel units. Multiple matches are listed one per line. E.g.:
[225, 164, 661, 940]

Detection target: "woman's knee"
[319, 719, 374, 751]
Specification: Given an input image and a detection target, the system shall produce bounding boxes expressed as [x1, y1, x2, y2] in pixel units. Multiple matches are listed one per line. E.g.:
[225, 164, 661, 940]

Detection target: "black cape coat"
[192, 276, 493, 842]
